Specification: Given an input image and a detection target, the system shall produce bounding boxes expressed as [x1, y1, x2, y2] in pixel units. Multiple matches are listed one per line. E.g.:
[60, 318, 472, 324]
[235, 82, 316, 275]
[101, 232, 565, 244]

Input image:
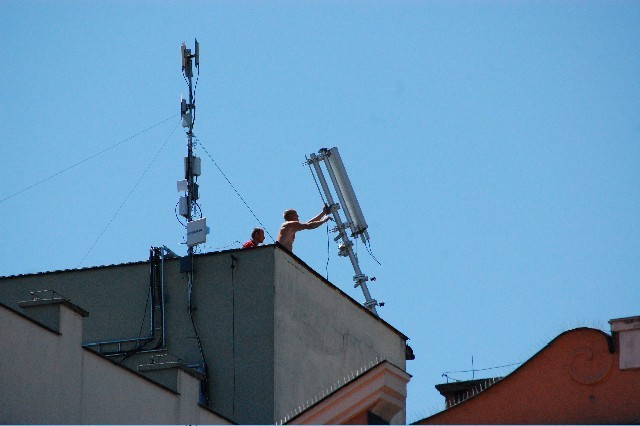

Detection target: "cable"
[365, 241, 382, 266]
[0, 113, 179, 205]
[442, 362, 523, 377]
[137, 285, 152, 340]
[118, 253, 157, 363]
[192, 66, 200, 126]
[175, 201, 186, 227]
[196, 138, 276, 242]
[209, 240, 242, 251]
[77, 121, 179, 268]
[187, 273, 210, 405]
[193, 200, 203, 219]
[325, 222, 330, 280]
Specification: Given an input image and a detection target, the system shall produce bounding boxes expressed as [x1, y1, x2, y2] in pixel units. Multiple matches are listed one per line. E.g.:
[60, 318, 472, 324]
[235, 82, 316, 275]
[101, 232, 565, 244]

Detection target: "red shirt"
[242, 240, 257, 249]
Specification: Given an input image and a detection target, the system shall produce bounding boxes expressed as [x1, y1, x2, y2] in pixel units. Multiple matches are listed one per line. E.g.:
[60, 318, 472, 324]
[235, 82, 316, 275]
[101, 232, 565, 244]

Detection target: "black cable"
[192, 67, 200, 127]
[137, 285, 152, 340]
[193, 200, 203, 219]
[365, 241, 382, 266]
[118, 252, 158, 363]
[325, 222, 330, 280]
[209, 240, 242, 251]
[197, 138, 276, 243]
[0, 113, 179, 205]
[188, 278, 210, 405]
[77, 121, 179, 268]
[442, 362, 523, 376]
[175, 201, 186, 227]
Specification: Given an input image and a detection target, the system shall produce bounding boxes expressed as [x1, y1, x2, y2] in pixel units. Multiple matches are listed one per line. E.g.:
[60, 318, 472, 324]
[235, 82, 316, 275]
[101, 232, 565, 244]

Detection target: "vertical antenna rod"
[179, 39, 207, 256]
[178, 39, 209, 404]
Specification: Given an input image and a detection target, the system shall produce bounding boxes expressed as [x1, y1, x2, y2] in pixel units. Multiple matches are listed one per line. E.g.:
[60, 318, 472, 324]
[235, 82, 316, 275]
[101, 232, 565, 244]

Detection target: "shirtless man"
[276, 206, 330, 251]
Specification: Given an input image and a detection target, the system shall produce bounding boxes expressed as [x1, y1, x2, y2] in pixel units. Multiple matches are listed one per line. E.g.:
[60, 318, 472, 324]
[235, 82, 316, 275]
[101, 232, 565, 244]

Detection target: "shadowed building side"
[0, 298, 231, 424]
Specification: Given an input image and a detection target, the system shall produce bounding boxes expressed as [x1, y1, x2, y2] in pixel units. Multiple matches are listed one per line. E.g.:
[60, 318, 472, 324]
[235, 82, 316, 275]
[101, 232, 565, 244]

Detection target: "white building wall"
[0, 303, 230, 425]
[273, 249, 408, 423]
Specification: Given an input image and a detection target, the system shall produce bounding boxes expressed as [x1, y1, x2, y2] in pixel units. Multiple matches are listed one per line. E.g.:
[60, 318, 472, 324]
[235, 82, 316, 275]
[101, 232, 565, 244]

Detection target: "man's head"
[251, 227, 265, 244]
[283, 209, 298, 221]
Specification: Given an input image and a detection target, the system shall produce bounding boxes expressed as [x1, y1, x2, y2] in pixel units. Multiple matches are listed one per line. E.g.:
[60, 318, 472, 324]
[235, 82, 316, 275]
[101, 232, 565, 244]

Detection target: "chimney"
[609, 315, 640, 370]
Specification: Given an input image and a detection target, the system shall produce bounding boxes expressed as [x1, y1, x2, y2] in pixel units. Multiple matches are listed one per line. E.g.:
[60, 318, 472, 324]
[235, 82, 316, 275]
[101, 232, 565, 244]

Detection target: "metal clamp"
[364, 299, 379, 310]
[353, 274, 368, 288]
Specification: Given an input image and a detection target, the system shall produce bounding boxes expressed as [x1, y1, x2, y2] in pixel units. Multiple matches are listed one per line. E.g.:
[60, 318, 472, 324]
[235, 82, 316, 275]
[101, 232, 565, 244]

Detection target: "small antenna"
[306, 147, 379, 316]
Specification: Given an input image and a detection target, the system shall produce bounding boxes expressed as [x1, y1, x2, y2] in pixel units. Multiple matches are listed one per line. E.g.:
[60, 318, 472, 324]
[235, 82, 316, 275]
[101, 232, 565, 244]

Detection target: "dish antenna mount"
[307, 147, 380, 316]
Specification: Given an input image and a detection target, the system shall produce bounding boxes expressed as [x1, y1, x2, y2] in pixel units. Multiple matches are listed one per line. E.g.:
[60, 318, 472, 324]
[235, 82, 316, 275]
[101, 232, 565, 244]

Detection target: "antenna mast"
[178, 39, 207, 258]
[307, 147, 380, 316]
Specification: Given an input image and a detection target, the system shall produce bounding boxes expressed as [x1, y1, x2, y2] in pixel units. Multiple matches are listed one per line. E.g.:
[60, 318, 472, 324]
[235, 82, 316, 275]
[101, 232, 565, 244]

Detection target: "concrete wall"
[273, 248, 408, 423]
[0, 262, 150, 343]
[186, 247, 276, 424]
[0, 245, 409, 424]
[0, 248, 277, 424]
[0, 302, 230, 424]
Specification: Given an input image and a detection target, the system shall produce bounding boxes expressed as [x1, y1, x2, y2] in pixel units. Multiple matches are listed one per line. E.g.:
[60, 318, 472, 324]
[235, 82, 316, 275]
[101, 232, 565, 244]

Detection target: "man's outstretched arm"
[301, 215, 330, 230]
[307, 206, 329, 223]
[300, 207, 330, 230]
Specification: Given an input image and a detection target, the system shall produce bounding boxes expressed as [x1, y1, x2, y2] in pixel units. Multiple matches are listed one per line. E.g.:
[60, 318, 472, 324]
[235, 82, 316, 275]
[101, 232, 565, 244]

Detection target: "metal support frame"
[83, 246, 170, 355]
[308, 150, 379, 316]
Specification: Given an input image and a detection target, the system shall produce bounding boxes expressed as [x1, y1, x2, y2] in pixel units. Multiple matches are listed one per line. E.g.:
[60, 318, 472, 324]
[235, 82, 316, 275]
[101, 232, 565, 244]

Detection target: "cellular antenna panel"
[323, 147, 369, 242]
[307, 147, 379, 316]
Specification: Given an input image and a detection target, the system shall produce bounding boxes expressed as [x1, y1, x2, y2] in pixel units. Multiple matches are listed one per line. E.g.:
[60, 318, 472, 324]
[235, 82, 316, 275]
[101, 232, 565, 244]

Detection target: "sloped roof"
[415, 327, 640, 424]
[281, 359, 411, 425]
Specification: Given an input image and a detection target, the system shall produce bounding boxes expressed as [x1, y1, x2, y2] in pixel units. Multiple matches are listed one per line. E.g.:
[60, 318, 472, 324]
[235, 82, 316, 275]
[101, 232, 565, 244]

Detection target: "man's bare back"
[276, 207, 330, 251]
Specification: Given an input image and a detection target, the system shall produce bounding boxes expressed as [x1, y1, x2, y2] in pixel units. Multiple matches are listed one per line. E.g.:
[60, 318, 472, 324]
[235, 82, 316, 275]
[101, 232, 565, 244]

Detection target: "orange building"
[416, 316, 640, 424]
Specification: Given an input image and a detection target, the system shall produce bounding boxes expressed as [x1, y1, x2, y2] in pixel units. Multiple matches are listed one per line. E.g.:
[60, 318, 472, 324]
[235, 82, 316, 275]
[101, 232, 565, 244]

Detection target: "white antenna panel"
[184, 156, 201, 177]
[179, 196, 189, 217]
[177, 179, 188, 192]
[324, 147, 369, 242]
[186, 217, 207, 247]
[306, 146, 379, 316]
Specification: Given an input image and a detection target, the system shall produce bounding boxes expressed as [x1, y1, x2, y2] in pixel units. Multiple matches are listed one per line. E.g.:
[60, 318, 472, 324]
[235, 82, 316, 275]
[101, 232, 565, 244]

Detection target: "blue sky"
[1, 1, 639, 420]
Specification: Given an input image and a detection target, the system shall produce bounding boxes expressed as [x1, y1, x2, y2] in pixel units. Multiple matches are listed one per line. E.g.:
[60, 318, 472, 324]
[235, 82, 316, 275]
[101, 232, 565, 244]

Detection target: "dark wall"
[0, 246, 278, 425]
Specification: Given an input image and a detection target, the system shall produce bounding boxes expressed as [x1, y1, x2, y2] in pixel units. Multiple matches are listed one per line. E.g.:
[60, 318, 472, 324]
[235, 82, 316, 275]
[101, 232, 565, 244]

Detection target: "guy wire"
[0, 113, 179, 205]
[77, 121, 179, 268]
[197, 139, 275, 242]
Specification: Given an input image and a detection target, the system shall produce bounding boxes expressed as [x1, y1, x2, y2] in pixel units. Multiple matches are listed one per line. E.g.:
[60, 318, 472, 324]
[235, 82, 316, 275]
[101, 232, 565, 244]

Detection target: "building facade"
[416, 317, 640, 424]
[0, 244, 411, 424]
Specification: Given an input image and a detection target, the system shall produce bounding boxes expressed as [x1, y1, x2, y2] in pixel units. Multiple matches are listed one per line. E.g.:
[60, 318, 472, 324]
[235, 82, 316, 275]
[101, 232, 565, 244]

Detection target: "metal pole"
[186, 66, 194, 256]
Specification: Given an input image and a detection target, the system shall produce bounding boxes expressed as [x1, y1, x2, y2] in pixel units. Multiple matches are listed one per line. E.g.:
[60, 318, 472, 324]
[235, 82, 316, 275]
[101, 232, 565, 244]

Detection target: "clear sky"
[1, 0, 639, 421]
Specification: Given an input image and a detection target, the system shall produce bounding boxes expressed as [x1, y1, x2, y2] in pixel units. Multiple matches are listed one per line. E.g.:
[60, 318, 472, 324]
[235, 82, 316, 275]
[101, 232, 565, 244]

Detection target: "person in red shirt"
[242, 227, 265, 249]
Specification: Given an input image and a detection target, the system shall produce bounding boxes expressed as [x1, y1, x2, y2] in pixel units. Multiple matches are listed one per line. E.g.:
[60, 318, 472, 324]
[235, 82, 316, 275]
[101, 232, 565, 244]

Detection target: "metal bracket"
[353, 274, 368, 288]
[338, 241, 353, 257]
[363, 299, 379, 310]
